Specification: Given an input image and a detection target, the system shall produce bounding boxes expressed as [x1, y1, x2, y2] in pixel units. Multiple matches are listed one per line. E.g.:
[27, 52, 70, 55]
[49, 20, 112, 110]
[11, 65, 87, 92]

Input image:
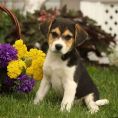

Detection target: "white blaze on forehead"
[54, 37, 65, 45]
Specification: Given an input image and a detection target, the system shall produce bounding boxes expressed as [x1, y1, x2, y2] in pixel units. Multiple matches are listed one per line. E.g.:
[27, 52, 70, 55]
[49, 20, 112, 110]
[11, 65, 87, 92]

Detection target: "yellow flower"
[7, 60, 26, 79]
[11, 40, 46, 80]
[26, 48, 45, 80]
[33, 69, 43, 81]
[26, 48, 46, 60]
[26, 57, 45, 80]
[13, 39, 27, 58]
[26, 66, 33, 76]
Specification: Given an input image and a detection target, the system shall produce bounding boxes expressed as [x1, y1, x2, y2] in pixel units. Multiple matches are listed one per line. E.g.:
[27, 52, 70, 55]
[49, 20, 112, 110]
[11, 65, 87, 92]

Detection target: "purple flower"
[0, 44, 17, 68]
[17, 74, 35, 93]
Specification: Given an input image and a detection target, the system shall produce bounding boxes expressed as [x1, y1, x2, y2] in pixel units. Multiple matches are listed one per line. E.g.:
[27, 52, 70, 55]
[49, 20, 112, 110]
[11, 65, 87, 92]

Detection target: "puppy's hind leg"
[84, 93, 99, 114]
[34, 75, 50, 105]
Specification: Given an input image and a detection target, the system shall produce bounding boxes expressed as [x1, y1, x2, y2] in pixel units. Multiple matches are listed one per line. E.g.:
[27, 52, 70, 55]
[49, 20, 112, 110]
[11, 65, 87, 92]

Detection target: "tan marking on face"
[48, 27, 61, 45]
[48, 34, 54, 45]
[63, 29, 73, 36]
[65, 38, 74, 48]
[62, 29, 74, 49]
[51, 27, 61, 35]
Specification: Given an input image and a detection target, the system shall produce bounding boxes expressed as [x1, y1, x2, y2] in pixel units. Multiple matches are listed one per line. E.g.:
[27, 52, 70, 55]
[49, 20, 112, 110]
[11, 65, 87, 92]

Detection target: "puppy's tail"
[95, 99, 109, 106]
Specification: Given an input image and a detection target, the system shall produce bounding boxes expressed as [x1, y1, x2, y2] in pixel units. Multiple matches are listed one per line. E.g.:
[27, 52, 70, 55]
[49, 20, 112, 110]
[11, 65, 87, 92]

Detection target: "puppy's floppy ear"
[40, 20, 54, 38]
[75, 24, 88, 47]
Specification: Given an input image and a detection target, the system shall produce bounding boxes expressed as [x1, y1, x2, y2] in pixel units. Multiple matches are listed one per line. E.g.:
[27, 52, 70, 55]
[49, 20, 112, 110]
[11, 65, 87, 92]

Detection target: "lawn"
[0, 66, 118, 118]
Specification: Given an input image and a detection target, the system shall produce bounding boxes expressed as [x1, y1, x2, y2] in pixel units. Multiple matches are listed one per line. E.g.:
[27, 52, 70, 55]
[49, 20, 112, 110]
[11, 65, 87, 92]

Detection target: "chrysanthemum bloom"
[26, 48, 46, 60]
[13, 39, 27, 59]
[26, 48, 45, 80]
[7, 60, 26, 79]
[17, 74, 35, 93]
[26, 57, 45, 80]
[0, 44, 17, 68]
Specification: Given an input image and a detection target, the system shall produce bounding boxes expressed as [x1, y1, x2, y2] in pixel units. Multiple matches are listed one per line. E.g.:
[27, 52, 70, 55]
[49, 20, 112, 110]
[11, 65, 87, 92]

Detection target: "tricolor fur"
[34, 18, 109, 113]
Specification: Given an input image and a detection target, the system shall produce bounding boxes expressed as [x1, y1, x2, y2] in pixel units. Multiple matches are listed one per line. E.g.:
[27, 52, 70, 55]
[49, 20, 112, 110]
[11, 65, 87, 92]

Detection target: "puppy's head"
[40, 18, 88, 54]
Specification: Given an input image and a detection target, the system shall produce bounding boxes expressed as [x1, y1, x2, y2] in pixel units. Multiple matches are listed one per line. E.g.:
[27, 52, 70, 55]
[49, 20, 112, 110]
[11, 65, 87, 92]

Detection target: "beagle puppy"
[34, 18, 109, 113]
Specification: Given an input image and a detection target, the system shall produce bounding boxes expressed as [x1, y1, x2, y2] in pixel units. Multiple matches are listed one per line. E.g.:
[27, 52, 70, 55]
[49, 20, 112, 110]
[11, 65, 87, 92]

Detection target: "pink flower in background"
[38, 9, 60, 22]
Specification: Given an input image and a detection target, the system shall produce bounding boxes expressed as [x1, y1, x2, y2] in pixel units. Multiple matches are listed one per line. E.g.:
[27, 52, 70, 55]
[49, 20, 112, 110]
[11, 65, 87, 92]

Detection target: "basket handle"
[0, 4, 21, 39]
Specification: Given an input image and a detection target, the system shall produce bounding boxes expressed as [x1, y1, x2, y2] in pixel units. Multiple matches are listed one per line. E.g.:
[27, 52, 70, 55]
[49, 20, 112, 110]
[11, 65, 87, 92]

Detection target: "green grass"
[0, 66, 118, 118]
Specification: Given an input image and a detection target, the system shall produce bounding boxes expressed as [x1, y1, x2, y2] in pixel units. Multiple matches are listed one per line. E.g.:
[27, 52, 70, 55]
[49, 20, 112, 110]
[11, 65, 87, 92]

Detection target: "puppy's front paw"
[89, 105, 99, 114]
[34, 98, 40, 105]
[60, 102, 72, 112]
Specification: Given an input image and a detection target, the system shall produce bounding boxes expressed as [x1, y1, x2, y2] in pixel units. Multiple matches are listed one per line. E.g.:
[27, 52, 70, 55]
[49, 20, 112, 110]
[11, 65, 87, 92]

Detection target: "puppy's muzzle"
[55, 44, 63, 51]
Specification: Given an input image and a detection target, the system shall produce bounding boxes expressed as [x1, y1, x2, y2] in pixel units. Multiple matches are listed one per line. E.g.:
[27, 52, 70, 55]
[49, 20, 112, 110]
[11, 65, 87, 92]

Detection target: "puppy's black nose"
[55, 44, 62, 50]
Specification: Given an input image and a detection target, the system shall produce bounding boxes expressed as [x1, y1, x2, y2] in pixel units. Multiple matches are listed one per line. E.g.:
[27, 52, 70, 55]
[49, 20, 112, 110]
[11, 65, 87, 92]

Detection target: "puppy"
[34, 18, 109, 113]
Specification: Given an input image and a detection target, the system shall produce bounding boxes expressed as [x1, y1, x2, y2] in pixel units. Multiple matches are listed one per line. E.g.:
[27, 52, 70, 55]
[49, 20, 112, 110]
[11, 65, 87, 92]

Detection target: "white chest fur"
[43, 51, 76, 96]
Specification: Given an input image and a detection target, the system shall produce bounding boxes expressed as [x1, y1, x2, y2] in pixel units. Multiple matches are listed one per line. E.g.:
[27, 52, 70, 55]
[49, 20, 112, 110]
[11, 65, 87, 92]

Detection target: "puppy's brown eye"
[64, 35, 72, 40]
[51, 32, 59, 38]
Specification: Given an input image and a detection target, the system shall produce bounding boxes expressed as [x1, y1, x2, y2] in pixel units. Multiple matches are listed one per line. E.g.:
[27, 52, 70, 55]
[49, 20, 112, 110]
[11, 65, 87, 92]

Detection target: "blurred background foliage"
[0, 6, 116, 65]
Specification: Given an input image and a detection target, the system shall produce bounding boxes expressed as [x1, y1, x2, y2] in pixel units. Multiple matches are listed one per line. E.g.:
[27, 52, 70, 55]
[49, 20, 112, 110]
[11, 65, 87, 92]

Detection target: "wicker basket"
[0, 4, 21, 43]
[0, 4, 22, 93]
